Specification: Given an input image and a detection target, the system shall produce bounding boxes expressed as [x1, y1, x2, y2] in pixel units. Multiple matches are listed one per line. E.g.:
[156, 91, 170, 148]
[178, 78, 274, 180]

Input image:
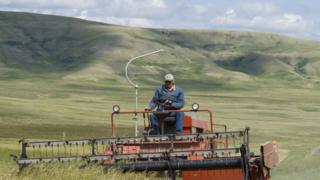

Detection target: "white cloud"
[41, 9, 53, 15]
[214, 8, 239, 25]
[105, 16, 159, 28]
[194, 4, 208, 15]
[113, 0, 166, 8]
[213, 8, 312, 33]
[77, 10, 88, 19]
[150, 0, 166, 8]
[0, 0, 10, 5]
[251, 13, 310, 32]
[0, 0, 319, 40]
[277, 14, 307, 29]
[0, 0, 97, 9]
[240, 2, 281, 15]
[109, 0, 167, 18]
[0, 0, 167, 27]
[0, 0, 167, 16]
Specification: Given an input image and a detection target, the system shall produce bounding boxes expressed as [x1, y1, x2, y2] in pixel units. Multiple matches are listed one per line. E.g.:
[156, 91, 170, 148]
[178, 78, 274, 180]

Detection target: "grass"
[0, 78, 320, 179]
[1, 160, 156, 180]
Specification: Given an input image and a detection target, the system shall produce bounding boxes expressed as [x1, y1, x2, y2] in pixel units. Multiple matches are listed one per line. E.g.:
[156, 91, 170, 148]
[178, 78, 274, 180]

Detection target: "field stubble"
[0, 79, 319, 179]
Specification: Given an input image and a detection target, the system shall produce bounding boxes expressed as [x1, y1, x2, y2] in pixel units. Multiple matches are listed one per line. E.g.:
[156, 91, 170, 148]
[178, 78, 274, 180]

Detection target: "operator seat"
[153, 112, 177, 135]
[160, 116, 176, 134]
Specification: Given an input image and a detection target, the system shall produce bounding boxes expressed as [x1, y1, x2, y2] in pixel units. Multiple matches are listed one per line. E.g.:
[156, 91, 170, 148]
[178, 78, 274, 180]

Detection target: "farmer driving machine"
[13, 103, 279, 180]
[12, 50, 279, 179]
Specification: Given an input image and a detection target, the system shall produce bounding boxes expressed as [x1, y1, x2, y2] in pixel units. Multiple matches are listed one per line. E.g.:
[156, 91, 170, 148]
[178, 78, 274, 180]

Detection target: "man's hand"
[144, 108, 152, 111]
[164, 99, 172, 105]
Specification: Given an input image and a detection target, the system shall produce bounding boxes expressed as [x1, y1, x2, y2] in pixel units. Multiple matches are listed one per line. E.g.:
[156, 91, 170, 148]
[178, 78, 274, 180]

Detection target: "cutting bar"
[23, 131, 243, 148]
[17, 148, 240, 165]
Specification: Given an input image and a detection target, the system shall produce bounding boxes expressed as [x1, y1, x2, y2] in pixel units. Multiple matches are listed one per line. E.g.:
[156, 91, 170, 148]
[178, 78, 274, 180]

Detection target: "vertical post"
[135, 87, 138, 136]
[241, 127, 251, 180]
[111, 113, 115, 137]
[125, 49, 164, 136]
[20, 140, 28, 159]
[240, 144, 249, 180]
[209, 110, 214, 132]
[91, 139, 96, 156]
[244, 127, 250, 154]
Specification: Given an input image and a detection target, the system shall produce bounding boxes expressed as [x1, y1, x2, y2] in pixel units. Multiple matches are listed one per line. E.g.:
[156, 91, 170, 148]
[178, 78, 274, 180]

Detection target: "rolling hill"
[1, 11, 320, 88]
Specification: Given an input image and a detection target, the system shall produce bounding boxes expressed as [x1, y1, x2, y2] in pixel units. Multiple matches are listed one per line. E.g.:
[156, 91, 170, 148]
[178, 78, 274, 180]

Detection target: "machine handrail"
[111, 109, 213, 137]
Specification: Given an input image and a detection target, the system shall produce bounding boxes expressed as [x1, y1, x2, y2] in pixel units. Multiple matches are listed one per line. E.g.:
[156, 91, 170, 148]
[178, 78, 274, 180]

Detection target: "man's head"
[164, 73, 175, 89]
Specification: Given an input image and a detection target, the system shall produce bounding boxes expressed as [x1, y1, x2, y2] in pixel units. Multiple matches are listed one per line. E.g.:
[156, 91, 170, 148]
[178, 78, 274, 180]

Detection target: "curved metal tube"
[125, 49, 164, 88]
[124, 49, 164, 136]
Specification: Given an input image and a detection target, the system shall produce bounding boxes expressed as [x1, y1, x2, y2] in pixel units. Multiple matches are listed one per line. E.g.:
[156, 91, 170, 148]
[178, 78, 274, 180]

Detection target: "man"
[145, 74, 185, 134]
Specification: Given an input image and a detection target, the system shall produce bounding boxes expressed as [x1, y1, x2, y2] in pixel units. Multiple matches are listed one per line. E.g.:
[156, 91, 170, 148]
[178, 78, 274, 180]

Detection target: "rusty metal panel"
[183, 116, 207, 130]
[182, 168, 243, 180]
[261, 141, 279, 169]
[183, 116, 193, 127]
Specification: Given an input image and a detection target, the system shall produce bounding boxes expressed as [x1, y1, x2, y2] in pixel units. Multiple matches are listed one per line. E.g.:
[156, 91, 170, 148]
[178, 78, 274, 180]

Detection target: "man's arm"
[171, 89, 184, 109]
[146, 88, 160, 110]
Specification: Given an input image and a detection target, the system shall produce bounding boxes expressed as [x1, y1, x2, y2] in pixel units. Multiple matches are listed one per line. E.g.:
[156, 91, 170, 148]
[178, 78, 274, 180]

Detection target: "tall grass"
[1, 80, 320, 179]
[1, 162, 156, 180]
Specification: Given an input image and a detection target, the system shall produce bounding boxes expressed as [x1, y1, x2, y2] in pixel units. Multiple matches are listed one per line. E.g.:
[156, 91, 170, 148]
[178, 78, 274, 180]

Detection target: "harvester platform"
[13, 108, 279, 180]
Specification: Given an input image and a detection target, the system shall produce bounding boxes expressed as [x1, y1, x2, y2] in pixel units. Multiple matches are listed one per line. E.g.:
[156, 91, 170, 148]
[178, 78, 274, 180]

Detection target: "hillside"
[1, 11, 320, 89]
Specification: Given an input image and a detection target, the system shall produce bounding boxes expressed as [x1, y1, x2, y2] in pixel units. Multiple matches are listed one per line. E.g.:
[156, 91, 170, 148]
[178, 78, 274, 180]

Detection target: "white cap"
[164, 74, 174, 81]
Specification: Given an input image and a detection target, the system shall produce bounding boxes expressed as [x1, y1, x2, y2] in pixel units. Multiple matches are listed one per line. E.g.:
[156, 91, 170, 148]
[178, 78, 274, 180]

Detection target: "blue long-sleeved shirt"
[147, 85, 184, 111]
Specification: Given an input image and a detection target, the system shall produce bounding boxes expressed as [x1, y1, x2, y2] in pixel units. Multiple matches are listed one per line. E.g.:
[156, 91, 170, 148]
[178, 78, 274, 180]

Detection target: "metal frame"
[16, 130, 246, 166]
[17, 148, 241, 165]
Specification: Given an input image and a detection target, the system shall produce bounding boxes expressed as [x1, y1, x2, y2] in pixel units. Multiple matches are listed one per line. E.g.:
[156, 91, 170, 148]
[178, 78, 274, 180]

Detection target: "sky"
[0, 0, 319, 40]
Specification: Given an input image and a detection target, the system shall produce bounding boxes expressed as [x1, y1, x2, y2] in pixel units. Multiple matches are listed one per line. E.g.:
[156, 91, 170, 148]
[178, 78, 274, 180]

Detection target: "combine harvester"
[12, 50, 279, 180]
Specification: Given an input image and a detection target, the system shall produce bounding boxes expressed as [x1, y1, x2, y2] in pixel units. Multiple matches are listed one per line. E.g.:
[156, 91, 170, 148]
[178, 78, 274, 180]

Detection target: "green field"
[1, 11, 320, 179]
[1, 78, 320, 179]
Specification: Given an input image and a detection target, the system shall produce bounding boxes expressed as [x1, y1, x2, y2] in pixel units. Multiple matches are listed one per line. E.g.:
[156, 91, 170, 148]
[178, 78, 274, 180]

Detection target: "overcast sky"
[1, 0, 319, 40]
